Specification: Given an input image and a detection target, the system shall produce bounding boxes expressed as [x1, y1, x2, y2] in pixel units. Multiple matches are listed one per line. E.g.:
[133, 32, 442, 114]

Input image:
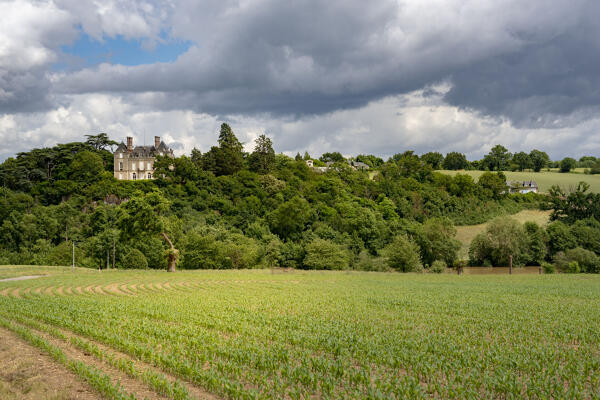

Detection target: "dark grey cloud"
[445, 2, 600, 128]
[3, 0, 600, 162]
[51, 0, 600, 130]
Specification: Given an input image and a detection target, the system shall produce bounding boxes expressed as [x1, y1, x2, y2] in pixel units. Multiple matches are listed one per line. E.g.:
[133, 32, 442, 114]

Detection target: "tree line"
[0, 124, 596, 273]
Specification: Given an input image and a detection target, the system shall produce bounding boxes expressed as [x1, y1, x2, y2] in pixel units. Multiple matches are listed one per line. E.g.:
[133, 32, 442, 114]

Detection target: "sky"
[1, 0, 600, 161]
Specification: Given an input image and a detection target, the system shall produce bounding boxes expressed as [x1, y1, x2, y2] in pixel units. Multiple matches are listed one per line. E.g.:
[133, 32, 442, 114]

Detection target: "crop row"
[1, 271, 599, 399]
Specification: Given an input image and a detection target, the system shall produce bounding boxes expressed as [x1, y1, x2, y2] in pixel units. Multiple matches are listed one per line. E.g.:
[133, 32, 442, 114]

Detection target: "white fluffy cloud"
[3, 86, 600, 162]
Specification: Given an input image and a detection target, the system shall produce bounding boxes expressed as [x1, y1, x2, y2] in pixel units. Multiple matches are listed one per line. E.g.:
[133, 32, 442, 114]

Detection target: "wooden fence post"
[509, 255, 513, 275]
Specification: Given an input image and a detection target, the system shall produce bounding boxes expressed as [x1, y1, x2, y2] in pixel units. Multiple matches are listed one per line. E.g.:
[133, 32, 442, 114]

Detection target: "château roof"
[114, 141, 174, 157]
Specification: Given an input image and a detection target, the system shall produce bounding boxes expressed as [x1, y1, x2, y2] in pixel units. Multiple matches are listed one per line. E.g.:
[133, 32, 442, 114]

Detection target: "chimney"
[154, 136, 161, 149]
[126, 136, 133, 153]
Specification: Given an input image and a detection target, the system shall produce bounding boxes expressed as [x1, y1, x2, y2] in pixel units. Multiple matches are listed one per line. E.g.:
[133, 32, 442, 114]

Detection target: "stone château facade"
[114, 136, 174, 180]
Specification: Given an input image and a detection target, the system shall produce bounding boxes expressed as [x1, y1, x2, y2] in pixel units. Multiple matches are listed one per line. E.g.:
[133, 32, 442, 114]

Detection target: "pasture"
[437, 169, 600, 193]
[0, 266, 599, 399]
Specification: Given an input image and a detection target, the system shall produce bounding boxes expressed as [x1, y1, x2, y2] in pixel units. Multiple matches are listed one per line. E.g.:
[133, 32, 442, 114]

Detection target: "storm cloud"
[1, 0, 600, 160]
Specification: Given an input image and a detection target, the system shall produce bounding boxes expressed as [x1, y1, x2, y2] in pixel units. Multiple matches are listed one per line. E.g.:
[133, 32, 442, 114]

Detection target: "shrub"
[121, 248, 148, 269]
[565, 261, 581, 273]
[553, 249, 595, 273]
[430, 260, 446, 274]
[303, 238, 350, 270]
[554, 247, 600, 273]
[382, 235, 423, 272]
[354, 251, 388, 272]
[541, 262, 555, 274]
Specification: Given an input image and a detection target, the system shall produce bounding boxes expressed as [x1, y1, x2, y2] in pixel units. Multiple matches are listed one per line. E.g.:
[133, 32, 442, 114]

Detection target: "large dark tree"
[529, 149, 550, 172]
[442, 152, 469, 170]
[482, 145, 511, 171]
[248, 134, 275, 174]
[85, 133, 118, 151]
[512, 152, 532, 171]
[204, 123, 244, 176]
[421, 152, 444, 169]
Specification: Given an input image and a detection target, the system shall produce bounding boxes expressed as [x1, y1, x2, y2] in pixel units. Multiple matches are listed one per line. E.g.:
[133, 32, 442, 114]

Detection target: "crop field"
[1, 266, 599, 399]
[437, 170, 600, 193]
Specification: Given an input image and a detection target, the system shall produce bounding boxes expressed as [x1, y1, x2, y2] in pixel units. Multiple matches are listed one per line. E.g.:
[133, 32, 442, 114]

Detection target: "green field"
[438, 170, 600, 193]
[1, 266, 599, 399]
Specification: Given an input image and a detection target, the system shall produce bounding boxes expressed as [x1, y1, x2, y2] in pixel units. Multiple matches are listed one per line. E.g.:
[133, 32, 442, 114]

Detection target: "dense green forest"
[0, 124, 598, 272]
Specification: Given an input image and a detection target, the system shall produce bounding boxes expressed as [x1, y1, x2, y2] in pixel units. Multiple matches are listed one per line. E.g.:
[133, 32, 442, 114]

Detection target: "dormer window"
[119, 153, 123, 159]
[119, 162, 123, 171]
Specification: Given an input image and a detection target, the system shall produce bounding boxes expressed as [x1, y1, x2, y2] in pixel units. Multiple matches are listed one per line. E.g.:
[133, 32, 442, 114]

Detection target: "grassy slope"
[438, 169, 600, 193]
[0, 268, 599, 398]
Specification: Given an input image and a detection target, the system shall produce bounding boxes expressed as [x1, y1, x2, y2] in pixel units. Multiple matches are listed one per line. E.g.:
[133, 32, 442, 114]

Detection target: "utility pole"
[72, 241, 75, 271]
[112, 238, 116, 269]
[107, 250, 109, 270]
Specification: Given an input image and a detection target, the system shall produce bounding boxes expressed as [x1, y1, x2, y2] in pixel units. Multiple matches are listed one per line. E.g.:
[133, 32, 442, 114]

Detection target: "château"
[113, 136, 174, 180]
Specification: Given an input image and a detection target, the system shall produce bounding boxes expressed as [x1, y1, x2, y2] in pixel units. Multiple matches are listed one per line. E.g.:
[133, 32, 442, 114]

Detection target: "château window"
[119, 162, 123, 171]
[132, 173, 137, 180]
[132, 162, 136, 170]
[119, 153, 123, 159]
[147, 173, 152, 179]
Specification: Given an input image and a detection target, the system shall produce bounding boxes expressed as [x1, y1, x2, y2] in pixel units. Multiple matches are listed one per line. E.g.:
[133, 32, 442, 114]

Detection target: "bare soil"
[0, 327, 101, 400]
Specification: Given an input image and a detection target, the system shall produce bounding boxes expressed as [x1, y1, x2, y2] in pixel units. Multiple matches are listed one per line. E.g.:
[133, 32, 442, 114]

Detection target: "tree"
[523, 222, 547, 265]
[203, 123, 244, 176]
[248, 134, 275, 174]
[268, 196, 313, 240]
[468, 217, 528, 266]
[356, 154, 384, 168]
[85, 133, 118, 151]
[69, 151, 104, 183]
[546, 221, 577, 257]
[415, 217, 461, 266]
[320, 152, 345, 163]
[442, 152, 469, 170]
[382, 235, 423, 272]
[560, 157, 577, 173]
[118, 191, 179, 272]
[482, 145, 511, 171]
[512, 152, 532, 171]
[190, 148, 202, 167]
[478, 172, 507, 199]
[529, 149, 549, 172]
[421, 152, 444, 169]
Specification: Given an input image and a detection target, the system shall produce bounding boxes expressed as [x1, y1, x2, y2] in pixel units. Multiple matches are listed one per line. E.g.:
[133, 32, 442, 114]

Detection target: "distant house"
[349, 160, 370, 170]
[114, 136, 174, 180]
[305, 158, 370, 172]
[508, 181, 539, 194]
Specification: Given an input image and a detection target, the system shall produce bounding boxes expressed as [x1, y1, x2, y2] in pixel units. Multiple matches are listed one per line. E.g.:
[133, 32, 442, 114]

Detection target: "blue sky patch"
[58, 31, 191, 69]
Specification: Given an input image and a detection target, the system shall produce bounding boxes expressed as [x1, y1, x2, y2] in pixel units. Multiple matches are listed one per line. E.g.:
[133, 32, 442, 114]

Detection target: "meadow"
[1, 266, 599, 399]
[438, 169, 600, 193]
